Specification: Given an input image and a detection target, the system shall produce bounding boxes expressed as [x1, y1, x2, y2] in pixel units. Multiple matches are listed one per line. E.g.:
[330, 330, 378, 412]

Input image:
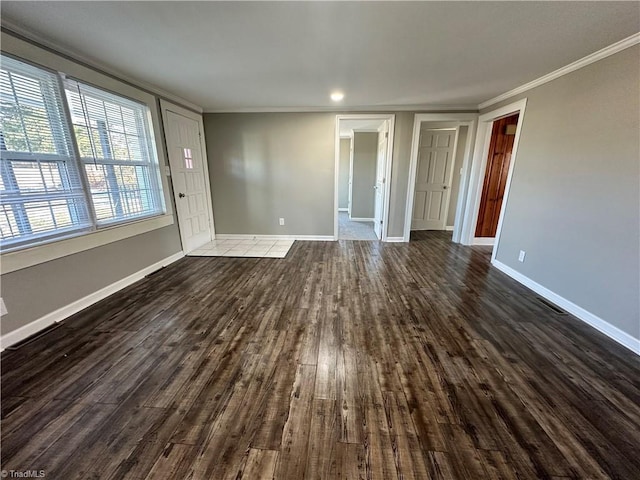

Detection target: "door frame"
[404, 113, 478, 242]
[459, 98, 527, 262]
[160, 99, 216, 252]
[373, 120, 390, 239]
[334, 114, 395, 241]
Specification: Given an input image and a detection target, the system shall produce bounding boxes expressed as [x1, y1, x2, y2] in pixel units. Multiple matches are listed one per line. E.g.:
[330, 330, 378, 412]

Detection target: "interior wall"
[338, 137, 351, 209]
[203, 110, 473, 239]
[488, 45, 639, 341]
[386, 112, 415, 237]
[0, 32, 185, 339]
[204, 113, 335, 236]
[0, 226, 182, 336]
[350, 132, 378, 219]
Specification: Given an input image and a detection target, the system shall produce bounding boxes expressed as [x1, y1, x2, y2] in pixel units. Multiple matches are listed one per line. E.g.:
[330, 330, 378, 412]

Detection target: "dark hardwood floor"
[2, 231, 639, 479]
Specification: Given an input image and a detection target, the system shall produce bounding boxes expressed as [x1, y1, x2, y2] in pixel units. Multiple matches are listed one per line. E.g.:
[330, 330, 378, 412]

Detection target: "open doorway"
[459, 99, 527, 260]
[474, 113, 519, 243]
[404, 113, 477, 242]
[334, 115, 395, 241]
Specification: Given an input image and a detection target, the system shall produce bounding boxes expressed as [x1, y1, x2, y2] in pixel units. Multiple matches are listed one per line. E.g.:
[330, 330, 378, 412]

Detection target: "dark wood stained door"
[475, 113, 519, 237]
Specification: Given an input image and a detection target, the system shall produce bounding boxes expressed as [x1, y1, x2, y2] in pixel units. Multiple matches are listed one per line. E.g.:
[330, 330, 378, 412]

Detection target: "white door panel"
[165, 110, 212, 252]
[412, 129, 455, 230]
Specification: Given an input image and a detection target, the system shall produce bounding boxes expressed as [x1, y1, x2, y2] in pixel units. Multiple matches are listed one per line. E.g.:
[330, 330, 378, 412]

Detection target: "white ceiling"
[2, 1, 638, 112]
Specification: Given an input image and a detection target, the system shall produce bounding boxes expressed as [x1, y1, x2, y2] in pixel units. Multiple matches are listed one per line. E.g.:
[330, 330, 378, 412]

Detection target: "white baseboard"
[492, 260, 640, 355]
[349, 217, 374, 222]
[0, 251, 185, 351]
[445, 226, 455, 231]
[215, 234, 334, 241]
[338, 208, 348, 212]
[473, 237, 495, 246]
[385, 237, 406, 243]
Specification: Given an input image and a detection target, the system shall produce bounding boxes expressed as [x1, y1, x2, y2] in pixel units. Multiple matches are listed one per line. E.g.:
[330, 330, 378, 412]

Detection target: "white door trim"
[334, 114, 395, 241]
[404, 113, 478, 242]
[459, 99, 527, 265]
[160, 100, 216, 251]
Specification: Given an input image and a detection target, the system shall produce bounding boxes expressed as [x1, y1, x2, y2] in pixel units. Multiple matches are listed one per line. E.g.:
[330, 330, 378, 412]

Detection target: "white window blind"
[0, 54, 166, 253]
[0, 56, 91, 249]
[64, 79, 164, 226]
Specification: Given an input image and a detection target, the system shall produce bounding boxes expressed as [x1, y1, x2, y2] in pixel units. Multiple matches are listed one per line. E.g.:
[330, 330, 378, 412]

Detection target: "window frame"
[63, 76, 166, 228]
[0, 54, 95, 249]
[0, 33, 175, 274]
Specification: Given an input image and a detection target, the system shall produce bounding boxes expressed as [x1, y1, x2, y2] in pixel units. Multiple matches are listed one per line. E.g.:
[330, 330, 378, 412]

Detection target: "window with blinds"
[0, 56, 91, 249]
[64, 80, 164, 225]
[0, 55, 165, 252]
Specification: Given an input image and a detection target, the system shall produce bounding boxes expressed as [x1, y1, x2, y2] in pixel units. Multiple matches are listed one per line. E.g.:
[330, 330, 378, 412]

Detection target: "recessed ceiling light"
[330, 92, 344, 102]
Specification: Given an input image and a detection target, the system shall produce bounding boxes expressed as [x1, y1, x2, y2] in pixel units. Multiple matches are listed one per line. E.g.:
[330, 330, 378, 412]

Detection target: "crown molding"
[478, 32, 640, 110]
[203, 104, 479, 114]
[0, 20, 203, 114]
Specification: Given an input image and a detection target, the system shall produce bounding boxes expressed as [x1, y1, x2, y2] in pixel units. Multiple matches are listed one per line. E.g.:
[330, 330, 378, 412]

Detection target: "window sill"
[1, 214, 174, 274]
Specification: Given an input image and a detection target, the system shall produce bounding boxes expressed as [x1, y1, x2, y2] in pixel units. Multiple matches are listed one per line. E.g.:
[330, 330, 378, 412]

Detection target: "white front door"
[412, 128, 456, 230]
[163, 107, 212, 253]
[373, 123, 388, 239]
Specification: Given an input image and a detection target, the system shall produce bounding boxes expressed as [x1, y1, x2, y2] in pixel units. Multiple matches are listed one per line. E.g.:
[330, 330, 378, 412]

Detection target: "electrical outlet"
[279, 218, 285, 226]
[518, 250, 526, 262]
[0, 298, 7, 316]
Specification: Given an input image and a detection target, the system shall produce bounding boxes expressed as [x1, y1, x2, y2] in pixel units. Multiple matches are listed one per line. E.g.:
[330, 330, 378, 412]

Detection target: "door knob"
[178, 192, 186, 198]
[443, 185, 448, 190]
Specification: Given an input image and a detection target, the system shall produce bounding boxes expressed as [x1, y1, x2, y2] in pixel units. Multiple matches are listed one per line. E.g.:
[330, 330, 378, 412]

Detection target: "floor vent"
[536, 297, 567, 315]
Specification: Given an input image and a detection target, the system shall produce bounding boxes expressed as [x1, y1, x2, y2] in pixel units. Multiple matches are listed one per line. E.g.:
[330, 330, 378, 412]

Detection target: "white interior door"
[412, 128, 456, 230]
[373, 123, 388, 239]
[164, 108, 212, 253]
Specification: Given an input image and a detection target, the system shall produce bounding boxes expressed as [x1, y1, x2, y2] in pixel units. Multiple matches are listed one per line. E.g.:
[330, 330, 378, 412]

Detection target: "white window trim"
[0, 31, 175, 273]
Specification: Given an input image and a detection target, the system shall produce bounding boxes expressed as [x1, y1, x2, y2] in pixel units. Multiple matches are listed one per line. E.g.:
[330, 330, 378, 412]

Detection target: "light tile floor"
[187, 239, 295, 258]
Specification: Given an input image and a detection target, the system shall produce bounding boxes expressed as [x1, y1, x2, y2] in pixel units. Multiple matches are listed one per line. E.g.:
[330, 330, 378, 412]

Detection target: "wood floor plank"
[142, 443, 198, 480]
[304, 399, 337, 480]
[272, 364, 316, 480]
[332, 442, 367, 480]
[238, 448, 278, 480]
[2, 232, 638, 479]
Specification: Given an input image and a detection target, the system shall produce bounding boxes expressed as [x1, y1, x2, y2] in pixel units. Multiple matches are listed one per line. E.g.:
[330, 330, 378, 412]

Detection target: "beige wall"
[204, 113, 335, 236]
[486, 45, 639, 340]
[338, 138, 351, 209]
[350, 132, 378, 219]
[386, 112, 415, 237]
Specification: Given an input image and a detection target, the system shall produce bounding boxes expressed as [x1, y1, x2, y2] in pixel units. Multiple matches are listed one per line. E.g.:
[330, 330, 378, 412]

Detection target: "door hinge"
[385, 132, 389, 139]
